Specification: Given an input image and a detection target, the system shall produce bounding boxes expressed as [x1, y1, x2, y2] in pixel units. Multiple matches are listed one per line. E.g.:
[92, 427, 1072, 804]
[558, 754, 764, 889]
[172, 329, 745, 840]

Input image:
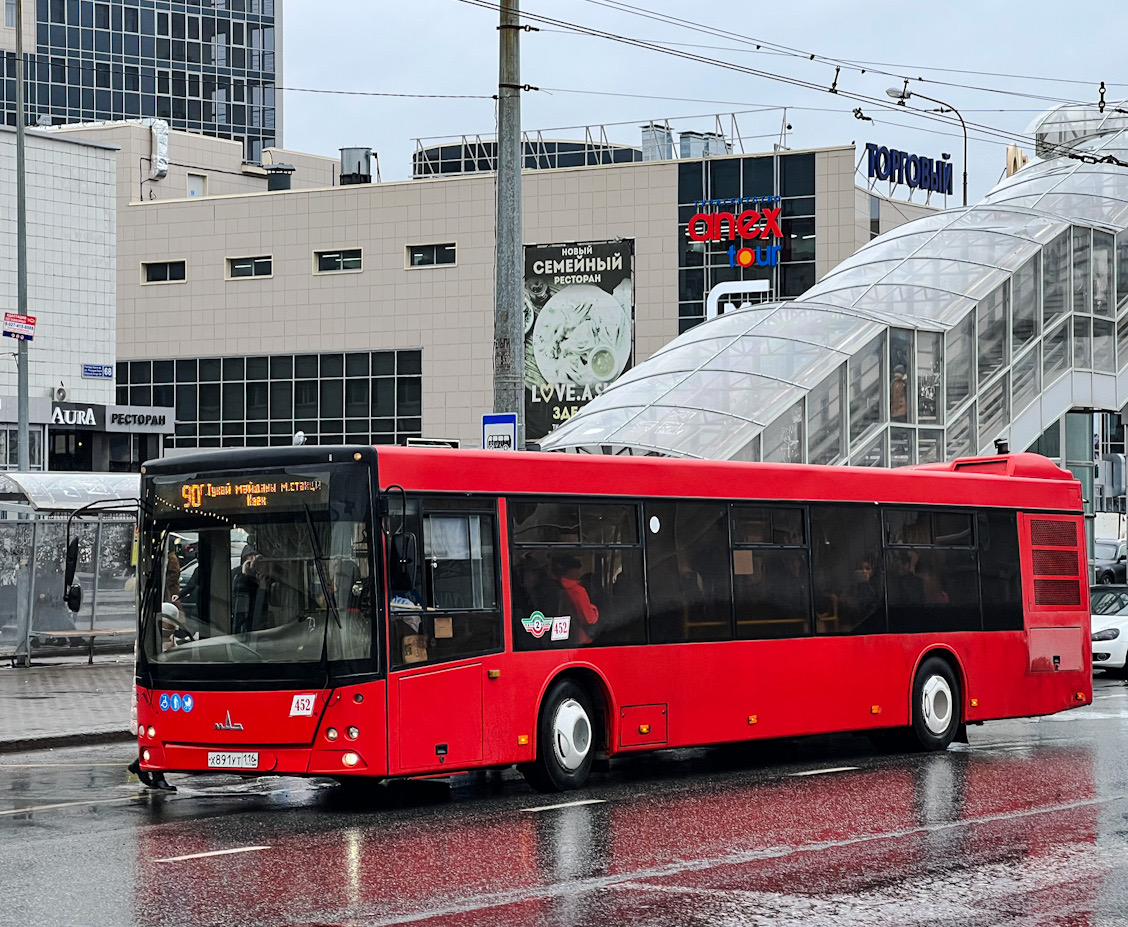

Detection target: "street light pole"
[886, 87, 967, 207]
[14, 0, 29, 471]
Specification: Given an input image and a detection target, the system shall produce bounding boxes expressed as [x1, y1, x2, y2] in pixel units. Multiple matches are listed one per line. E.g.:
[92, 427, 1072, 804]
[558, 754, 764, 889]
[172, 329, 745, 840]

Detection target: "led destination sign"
[155, 473, 328, 515]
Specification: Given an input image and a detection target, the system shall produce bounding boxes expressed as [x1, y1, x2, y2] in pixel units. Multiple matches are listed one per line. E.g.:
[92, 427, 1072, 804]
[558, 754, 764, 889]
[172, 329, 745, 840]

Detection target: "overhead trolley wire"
[455, 0, 1058, 152]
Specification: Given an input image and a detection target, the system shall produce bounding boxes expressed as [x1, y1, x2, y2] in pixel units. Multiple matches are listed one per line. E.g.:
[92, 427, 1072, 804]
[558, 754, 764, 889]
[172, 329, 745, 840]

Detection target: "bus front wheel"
[911, 657, 961, 751]
[523, 679, 595, 792]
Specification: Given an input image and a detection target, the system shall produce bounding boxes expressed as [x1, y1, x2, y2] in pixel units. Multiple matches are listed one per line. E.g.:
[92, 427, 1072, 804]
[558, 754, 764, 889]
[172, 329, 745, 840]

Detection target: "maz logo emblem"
[214, 711, 245, 731]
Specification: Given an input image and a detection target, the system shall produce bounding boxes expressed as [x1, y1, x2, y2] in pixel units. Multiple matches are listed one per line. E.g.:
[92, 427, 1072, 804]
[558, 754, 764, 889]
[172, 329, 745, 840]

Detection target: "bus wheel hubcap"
[921, 675, 953, 736]
[552, 698, 591, 772]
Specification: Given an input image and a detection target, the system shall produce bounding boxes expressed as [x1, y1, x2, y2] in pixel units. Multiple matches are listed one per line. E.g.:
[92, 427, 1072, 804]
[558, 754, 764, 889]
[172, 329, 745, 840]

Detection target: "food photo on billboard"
[523, 239, 635, 441]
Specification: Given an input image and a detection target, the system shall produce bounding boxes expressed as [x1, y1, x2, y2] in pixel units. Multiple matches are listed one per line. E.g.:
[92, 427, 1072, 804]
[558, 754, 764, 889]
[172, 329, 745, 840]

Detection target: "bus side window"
[809, 505, 884, 636]
[509, 499, 645, 649]
[645, 501, 733, 644]
[732, 505, 810, 640]
[390, 510, 502, 669]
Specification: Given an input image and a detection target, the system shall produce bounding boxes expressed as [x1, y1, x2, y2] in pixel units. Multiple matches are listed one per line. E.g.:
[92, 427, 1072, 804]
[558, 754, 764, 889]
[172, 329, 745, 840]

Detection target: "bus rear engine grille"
[1029, 519, 1078, 548]
[1033, 578, 1082, 607]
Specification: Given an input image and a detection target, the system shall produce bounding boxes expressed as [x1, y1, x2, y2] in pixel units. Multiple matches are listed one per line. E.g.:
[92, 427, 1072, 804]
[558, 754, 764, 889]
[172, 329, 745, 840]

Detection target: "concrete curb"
[0, 730, 133, 754]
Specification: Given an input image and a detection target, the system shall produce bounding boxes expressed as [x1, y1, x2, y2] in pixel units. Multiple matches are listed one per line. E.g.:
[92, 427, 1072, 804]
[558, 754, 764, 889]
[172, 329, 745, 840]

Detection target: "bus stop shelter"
[0, 473, 139, 666]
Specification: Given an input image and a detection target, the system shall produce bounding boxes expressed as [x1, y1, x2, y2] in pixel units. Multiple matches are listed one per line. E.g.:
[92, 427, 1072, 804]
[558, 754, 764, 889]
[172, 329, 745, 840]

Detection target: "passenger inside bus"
[513, 553, 564, 618]
[888, 550, 925, 607]
[550, 553, 599, 644]
[231, 547, 274, 633]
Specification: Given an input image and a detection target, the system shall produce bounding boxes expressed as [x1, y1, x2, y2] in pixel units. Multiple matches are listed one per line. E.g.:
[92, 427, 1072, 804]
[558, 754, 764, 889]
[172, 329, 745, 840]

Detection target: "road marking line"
[353, 793, 1128, 927]
[522, 798, 606, 813]
[789, 766, 859, 777]
[0, 762, 129, 769]
[0, 796, 140, 816]
[156, 846, 272, 863]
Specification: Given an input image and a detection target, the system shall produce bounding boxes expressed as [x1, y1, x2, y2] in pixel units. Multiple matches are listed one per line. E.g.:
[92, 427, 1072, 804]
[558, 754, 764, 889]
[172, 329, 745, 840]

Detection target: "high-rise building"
[1, 0, 279, 161]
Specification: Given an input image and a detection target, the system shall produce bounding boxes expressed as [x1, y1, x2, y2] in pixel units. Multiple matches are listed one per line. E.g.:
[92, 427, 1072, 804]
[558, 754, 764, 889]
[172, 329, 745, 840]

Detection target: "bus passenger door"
[386, 505, 504, 775]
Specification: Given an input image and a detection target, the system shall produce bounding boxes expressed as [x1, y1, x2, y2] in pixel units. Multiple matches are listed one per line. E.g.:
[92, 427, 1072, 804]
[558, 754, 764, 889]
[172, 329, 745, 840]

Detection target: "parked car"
[1091, 538, 1128, 584]
[1090, 584, 1128, 673]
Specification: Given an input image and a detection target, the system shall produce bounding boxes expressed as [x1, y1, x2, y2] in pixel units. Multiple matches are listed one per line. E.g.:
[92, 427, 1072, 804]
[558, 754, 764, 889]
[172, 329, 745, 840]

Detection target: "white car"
[1090, 585, 1128, 673]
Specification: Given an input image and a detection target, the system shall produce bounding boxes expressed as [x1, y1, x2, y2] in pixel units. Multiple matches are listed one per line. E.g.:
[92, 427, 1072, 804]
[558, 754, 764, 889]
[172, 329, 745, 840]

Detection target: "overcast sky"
[281, 1, 1126, 204]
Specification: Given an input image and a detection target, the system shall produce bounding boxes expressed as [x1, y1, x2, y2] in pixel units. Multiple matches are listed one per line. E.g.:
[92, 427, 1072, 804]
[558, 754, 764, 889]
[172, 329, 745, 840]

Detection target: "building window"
[123, 6, 138, 32]
[0, 426, 44, 470]
[316, 249, 362, 273]
[94, 2, 109, 28]
[407, 243, 456, 268]
[4, 0, 15, 28]
[129, 349, 424, 450]
[143, 261, 186, 283]
[228, 256, 272, 278]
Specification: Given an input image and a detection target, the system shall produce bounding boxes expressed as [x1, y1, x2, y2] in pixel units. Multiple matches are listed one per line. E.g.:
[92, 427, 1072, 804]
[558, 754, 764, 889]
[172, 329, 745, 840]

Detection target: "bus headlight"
[326, 727, 339, 742]
[342, 752, 359, 767]
[346, 726, 359, 740]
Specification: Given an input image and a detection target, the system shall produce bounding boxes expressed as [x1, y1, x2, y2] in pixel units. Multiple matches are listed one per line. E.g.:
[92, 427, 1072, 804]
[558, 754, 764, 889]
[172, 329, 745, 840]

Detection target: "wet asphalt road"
[4, 678, 1128, 927]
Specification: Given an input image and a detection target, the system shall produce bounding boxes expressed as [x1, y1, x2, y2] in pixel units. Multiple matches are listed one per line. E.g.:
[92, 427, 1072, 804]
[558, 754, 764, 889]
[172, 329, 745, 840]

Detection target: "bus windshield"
[140, 462, 374, 673]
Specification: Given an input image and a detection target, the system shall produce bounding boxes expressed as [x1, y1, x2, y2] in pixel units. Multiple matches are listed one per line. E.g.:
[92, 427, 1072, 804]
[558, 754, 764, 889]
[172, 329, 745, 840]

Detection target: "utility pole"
[14, 0, 28, 470]
[493, 0, 525, 449]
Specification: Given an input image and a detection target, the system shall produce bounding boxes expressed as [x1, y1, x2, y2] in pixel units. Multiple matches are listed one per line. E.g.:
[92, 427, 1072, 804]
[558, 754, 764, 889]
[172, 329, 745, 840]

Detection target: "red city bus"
[128, 445, 1091, 791]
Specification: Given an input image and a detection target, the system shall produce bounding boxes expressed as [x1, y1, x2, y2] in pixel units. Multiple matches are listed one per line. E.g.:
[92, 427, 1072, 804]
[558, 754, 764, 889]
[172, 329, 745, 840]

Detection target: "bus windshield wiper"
[303, 505, 341, 629]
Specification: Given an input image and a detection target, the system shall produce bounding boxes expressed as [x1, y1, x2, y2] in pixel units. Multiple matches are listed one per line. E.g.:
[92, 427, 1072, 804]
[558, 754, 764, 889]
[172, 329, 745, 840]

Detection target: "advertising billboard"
[524, 239, 634, 441]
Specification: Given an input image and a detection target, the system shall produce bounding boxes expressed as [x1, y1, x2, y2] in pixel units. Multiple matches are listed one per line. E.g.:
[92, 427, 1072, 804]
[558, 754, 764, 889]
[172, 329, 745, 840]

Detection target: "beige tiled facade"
[56, 125, 936, 449]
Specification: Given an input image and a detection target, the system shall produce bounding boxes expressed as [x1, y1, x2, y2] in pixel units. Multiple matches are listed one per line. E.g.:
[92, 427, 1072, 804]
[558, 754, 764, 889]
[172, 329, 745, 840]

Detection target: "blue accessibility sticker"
[182, 694, 194, 713]
[171, 693, 182, 712]
[159, 693, 170, 711]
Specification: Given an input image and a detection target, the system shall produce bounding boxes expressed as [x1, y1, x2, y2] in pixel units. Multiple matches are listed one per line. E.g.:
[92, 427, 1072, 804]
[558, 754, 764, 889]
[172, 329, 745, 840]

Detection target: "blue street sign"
[81, 364, 115, 380]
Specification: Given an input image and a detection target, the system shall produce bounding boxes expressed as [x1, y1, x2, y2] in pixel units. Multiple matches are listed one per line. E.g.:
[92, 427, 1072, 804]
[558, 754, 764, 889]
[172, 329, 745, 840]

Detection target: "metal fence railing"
[0, 508, 136, 665]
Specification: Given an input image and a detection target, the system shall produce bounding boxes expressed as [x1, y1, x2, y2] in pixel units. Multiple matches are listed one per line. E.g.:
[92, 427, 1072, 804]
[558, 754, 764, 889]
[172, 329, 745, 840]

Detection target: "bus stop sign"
[482, 413, 517, 451]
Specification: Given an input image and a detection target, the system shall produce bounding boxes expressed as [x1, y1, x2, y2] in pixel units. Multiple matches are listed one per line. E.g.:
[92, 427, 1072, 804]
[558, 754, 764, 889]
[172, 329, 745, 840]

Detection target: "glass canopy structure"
[543, 103, 1128, 466]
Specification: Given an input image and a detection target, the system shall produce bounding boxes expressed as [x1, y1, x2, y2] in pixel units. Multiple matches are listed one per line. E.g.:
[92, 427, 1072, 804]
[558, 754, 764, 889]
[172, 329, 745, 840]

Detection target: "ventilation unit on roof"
[641, 123, 674, 161]
[679, 131, 731, 159]
[340, 147, 373, 185]
[265, 163, 295, 191]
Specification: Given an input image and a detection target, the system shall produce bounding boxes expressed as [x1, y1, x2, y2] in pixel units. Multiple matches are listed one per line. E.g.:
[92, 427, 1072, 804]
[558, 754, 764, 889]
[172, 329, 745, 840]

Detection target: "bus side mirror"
[390, 533, 418, 591]
[64, 536, 79, 588]
[63, 536, 82, 613]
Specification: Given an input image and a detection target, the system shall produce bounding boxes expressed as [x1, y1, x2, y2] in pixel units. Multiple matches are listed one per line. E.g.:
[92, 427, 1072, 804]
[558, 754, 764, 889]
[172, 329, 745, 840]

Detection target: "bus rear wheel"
[522, 679, 595, 792]
[911, 657, 961, 751]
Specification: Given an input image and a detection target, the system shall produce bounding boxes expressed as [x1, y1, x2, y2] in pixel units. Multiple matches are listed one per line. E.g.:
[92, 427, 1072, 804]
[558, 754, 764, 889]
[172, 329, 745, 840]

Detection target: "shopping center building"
[544, 104, 1128, 513]
[48, 118, 934, 452]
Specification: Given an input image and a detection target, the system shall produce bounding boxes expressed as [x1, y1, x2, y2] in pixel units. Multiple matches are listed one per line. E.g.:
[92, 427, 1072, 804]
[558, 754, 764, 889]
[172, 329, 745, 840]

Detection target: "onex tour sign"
[687, 196, 784, 269]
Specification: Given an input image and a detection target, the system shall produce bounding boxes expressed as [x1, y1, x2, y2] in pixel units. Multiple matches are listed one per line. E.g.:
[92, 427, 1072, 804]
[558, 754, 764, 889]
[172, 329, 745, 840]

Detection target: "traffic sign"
[483, 413, 517, 450]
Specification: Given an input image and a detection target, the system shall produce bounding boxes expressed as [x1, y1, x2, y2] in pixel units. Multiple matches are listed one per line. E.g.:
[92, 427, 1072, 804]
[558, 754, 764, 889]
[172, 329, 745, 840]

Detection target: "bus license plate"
[207, 751, 259, 769]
